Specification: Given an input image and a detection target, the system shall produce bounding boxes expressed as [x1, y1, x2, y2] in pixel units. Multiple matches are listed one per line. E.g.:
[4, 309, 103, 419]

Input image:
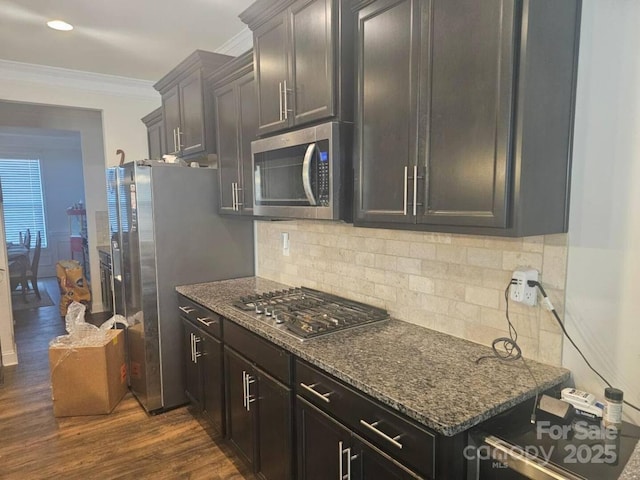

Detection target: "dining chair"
[9, 231, 42, 300]
[23, 229, 31, 251]
[8, 258, 28, 302]
[25, 231, 42, 299]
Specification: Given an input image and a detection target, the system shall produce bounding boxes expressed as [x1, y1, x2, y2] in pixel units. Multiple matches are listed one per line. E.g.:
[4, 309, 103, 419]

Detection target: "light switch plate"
[282, 232, 290, 256]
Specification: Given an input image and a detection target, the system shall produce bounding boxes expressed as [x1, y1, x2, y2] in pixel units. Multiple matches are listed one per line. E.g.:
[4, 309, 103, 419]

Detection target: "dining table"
[7, 244, 29, 302]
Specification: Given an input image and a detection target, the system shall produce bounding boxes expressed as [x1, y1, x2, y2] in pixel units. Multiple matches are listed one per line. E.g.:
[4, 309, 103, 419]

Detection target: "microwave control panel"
[318, 151, 330, 206]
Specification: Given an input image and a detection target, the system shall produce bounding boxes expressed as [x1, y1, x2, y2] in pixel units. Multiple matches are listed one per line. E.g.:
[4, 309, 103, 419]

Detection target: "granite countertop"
[621, 443, 640, 479]
[177, 276, 572, 437]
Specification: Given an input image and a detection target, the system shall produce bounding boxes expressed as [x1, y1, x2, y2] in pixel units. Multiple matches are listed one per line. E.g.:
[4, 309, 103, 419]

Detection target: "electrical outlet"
[282, 232, 290, 256]
[510, 268, 538, 306]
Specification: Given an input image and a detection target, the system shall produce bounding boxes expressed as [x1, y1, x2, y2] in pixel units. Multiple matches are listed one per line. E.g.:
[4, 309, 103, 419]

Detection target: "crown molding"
[0, 59, 159, 100]
[215, 27, 254, 57]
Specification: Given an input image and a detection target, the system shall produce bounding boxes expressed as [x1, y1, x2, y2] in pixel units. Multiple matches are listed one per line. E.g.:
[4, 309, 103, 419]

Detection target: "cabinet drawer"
[177, 294, 222, 339]
[224, 320, 292, 385]
[295, 360, 435, 478]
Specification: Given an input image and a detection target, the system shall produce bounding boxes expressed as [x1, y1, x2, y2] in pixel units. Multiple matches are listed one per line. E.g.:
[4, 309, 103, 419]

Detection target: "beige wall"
[256, 220, 568, 366]
[565, 1, 640, 423]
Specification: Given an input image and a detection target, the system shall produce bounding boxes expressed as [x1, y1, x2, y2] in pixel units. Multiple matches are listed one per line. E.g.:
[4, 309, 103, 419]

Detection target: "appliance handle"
[302, 143, 318, 206]
[483, 435, 584, 480]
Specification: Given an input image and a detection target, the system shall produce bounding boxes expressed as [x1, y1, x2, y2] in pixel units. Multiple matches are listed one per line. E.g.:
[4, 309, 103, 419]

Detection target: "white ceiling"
[0, 0, 255, 81]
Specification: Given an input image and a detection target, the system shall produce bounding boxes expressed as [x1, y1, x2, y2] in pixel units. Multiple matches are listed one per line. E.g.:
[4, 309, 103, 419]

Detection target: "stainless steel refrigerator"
[107, 160, 254, 413]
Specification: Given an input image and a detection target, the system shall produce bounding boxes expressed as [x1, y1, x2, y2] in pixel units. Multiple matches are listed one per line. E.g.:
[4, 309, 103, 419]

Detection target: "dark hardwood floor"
[1, 278, 252, 479]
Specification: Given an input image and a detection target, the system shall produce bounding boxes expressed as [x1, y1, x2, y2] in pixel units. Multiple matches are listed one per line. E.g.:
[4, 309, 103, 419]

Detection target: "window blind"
[0, 158, 48, 248]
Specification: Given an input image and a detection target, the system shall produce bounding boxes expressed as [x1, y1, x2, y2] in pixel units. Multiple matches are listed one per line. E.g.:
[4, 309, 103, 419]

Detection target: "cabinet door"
[354, 0, 420, 224]
[254, 13, 290, 135]
[180, 70, 206, 156]
[163, 85, 181, 155]
[147, 120, 164, 160]
[214, 83, 241, 214]
[182, 319, 202, 409]
[238, 72, 258, 216]
[201, 332, 224, 433]
[255, 369, 292, 480]
[418, 0, 516, 228]
[224, 347, 256, 467]
[297, 397, 352, 480]
[355, 438, 420, 480]
[289, 0, 335, 126]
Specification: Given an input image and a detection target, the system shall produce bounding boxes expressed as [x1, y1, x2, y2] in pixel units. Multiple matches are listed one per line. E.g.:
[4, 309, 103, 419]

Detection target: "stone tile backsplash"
[255, 220, 567, 366]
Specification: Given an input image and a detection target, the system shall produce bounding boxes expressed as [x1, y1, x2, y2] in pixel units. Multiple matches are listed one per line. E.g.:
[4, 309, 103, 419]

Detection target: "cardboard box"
[49, 329, 127, 417]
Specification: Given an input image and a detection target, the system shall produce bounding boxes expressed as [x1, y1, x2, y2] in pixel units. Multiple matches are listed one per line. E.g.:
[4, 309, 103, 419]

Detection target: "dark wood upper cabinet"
[141, 107, 165, 160]
[240, 0, 354, 136]
[210, 51, 257, 216]
[354, 0, 582, 236]
[214, 82, 240, 214]
[289, 0, 335, 125]
[418, 0, 515, 228]
[254, 15, 290, 135]
[154, 50, 232, 163]
[355, 0, 418, 225]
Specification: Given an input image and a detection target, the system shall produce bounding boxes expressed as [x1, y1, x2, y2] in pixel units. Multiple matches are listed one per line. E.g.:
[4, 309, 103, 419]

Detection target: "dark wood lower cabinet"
[297, 396, 351, 479]
[224, 346, 293, 480]
[357, 438, 420, 480]
[225, 347, 256, 467]
[297, 397, 421, 479]
[182, 319, 203, 409]
[201, 332, 224, 432]
[181, 317, 225, 434]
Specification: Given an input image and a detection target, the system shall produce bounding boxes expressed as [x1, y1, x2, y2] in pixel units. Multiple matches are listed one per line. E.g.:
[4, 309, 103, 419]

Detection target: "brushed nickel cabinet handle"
[413, 165, 418, 216]
[403, 166, 408, 215]
[193, 336, 201, 362]
[232, 182, 237, 211]
[359, 420, 403, 449]
[246, 375, 256, 411]
[300, 382, 332, 403]
[283, 80, 290, 120]
[179, 306, 195, 314]
[196, 316, 217, 327]
[279, 82, 284, 121]
[242, 371, 247, 408]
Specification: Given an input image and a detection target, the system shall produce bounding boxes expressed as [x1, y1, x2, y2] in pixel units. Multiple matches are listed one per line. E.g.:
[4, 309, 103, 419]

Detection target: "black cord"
[528, 280, 640, 414]
[476, 281, 540, 423]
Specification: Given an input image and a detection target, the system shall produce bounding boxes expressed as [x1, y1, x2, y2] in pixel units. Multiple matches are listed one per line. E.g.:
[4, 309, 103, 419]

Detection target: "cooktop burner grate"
[233, 287, 389, 339]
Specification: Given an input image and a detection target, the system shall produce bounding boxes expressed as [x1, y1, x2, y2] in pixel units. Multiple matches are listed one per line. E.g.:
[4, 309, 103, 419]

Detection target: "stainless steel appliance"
[233, 287, 388, 340]
[98, 249, 113, 314]
[106, 168, 125, 316]
[107, 160, 254, 413]
[467, 399, 640, 480]
[251, 121, 352, 220]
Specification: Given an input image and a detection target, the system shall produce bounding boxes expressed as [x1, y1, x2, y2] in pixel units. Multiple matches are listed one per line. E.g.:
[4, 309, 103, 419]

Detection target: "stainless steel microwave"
[251, 121, 352, 220]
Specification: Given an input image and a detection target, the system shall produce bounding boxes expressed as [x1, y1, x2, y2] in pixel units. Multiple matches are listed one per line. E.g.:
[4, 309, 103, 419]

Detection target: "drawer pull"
[300, 382, 332, 403]
[359, 420, 403, 449]
[197, 316, 217, 327]
[179, 306, 196, 314]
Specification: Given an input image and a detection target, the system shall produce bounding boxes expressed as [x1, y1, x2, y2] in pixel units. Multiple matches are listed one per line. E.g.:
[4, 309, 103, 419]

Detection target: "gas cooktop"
[233, 287, 389, 340]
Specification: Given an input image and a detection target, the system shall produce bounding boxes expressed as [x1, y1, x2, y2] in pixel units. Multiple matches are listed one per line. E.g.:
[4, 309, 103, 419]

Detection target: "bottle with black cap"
[603, 387, 624, 429]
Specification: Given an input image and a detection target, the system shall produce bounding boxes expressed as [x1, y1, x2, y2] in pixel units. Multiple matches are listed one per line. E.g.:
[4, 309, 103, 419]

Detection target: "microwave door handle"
[302, 143, 317, 206]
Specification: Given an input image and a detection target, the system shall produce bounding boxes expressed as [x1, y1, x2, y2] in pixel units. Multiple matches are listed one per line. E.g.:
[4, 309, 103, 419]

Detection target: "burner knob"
[265, 306, 274, 316]
[274, 311, 285, 324]
[255, 301, 264, 314]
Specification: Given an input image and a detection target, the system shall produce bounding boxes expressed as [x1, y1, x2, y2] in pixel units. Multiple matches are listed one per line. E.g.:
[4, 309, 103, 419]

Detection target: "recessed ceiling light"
[47, 20, 73, 31]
